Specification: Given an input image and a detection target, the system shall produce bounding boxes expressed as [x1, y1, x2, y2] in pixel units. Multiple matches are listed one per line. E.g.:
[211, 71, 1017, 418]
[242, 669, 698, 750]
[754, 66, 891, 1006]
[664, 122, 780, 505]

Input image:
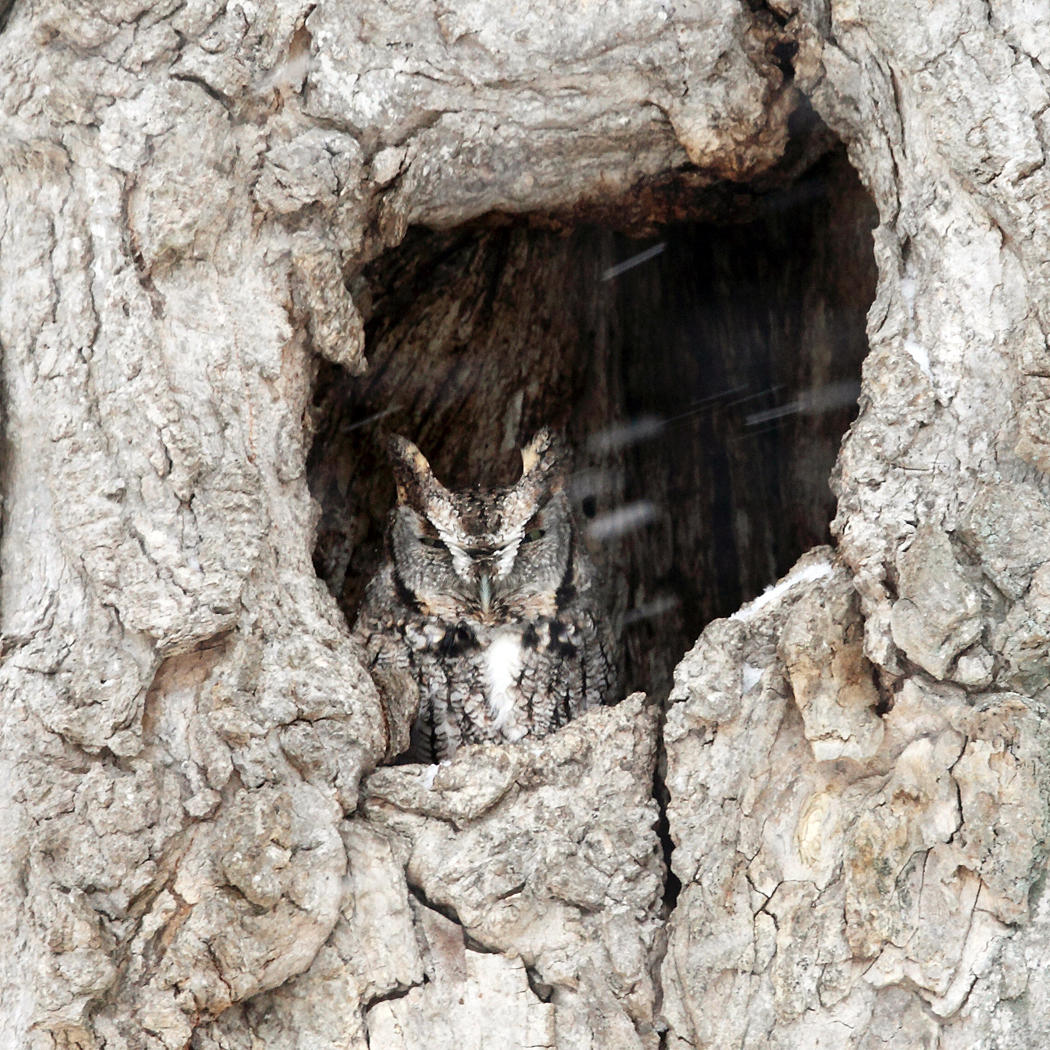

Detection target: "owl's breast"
[482, 631, 525, 733]
[391, 610, 603, 760]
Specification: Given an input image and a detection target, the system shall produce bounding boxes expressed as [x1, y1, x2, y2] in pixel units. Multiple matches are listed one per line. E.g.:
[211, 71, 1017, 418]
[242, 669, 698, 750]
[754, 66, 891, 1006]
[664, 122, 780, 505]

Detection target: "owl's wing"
[368, 662, 420, 761]
[581, 607, 619, 711]
[351, 569, 423, 760]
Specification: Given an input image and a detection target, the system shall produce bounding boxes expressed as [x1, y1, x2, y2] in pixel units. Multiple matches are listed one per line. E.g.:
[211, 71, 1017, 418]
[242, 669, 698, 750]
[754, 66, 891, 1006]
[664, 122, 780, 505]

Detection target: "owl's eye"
[523, 527, 546, 543]
[419, 535, 446, 551]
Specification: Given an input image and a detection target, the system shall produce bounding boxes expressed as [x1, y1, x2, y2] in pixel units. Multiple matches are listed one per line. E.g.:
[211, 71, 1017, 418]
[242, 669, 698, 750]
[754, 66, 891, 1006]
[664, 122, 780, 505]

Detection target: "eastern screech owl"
[353, 429, 617, 761]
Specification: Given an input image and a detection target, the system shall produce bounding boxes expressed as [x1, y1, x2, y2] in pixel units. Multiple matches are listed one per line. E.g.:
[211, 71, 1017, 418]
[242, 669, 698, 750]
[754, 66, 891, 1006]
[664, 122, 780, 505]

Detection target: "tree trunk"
[2, 1, 1049, 1048]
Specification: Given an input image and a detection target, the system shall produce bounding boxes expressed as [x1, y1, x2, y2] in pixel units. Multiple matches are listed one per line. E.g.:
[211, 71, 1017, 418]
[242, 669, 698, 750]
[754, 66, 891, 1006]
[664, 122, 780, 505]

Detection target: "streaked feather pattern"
[352, 430, 617, 762]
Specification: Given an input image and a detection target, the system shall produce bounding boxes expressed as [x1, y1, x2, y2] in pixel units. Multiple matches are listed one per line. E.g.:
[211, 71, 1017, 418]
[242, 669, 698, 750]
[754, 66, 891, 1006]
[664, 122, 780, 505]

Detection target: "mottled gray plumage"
[353, 429, 617, 761]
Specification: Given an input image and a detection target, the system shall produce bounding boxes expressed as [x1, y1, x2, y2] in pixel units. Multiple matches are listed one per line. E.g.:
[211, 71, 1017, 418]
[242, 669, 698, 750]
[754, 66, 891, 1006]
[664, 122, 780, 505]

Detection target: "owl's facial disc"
[406, 503, 556, 621]
[386, 431, 573, 622]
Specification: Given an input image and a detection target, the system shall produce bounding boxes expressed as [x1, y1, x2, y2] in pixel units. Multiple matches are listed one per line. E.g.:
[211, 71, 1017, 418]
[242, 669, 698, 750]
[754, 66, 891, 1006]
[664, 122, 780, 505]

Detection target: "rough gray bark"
[1, 2, 1049, 1050]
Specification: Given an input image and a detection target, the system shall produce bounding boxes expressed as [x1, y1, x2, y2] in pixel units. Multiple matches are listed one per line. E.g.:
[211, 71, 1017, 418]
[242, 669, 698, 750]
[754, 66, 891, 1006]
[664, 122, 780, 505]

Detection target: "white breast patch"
[484, 632, 524, 731]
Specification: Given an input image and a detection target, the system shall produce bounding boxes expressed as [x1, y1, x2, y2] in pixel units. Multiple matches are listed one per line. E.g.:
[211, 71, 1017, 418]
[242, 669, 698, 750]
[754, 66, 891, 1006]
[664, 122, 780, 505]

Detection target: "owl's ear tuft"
[520, 428, 560, 475]
[388, 434, 438, 505]
[519, 428, 566, 493]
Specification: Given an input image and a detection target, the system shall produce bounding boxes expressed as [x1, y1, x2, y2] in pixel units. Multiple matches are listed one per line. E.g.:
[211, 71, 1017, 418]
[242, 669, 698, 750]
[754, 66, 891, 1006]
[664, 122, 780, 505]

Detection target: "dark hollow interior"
[309, 146, 877, 700]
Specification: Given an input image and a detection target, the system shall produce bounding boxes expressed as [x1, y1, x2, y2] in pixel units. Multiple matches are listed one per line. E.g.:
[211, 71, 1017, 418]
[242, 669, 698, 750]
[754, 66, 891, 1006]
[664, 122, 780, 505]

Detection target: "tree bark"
[2, 1, 1049, 1048]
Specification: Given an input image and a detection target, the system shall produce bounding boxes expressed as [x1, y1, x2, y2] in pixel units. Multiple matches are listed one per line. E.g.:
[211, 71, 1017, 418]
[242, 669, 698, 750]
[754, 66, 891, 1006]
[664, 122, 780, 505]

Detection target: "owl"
[352, 429, 617, 762]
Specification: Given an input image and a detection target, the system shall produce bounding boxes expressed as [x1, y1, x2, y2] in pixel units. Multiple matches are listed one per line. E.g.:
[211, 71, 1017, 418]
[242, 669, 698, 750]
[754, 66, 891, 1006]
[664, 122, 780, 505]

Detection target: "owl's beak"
[479, 573, 492, 615]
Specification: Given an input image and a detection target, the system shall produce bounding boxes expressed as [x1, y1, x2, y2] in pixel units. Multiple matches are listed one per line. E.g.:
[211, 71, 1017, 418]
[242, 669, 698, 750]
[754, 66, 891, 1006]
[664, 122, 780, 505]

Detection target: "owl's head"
[386, 430, 574, 622]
